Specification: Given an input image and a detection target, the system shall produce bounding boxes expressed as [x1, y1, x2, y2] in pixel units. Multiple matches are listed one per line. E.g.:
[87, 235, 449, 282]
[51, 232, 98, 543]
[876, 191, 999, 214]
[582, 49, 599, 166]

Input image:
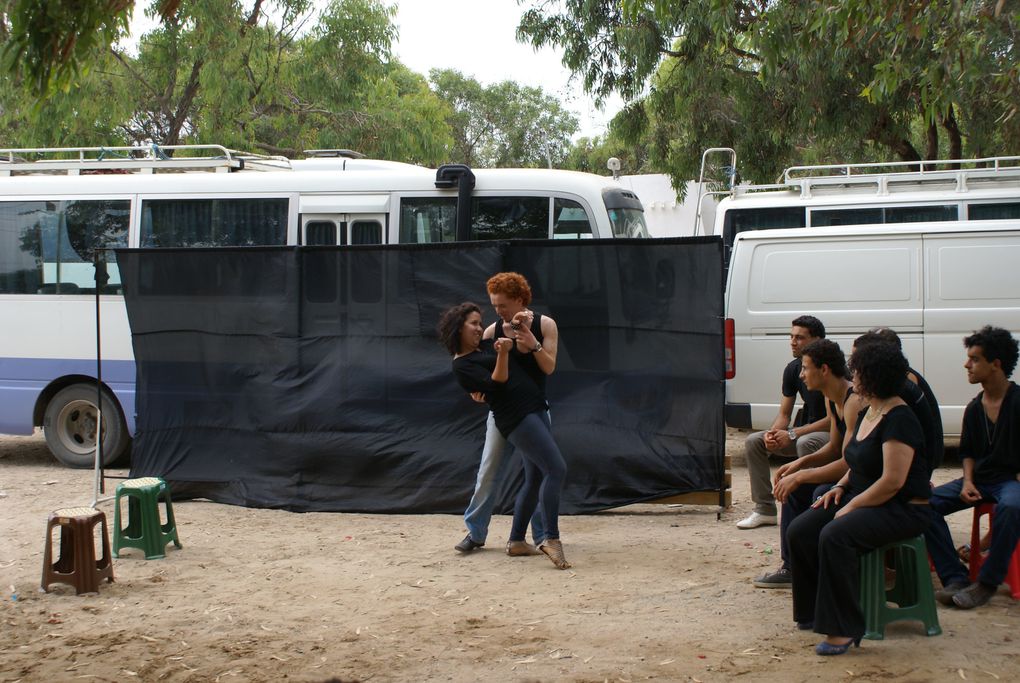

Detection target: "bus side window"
[722, 206, 806, 264]
[811, 208, 884, 226]
[553, 198, 593, 239]
[141, 198, 288, 247]
[968, 202, 1020, 220]
[471, 197, 548, 240]
[885, 205, 957, 223]
[399, 197, 457, 243]
[0, 199, 128, 295]
[350, 220, 382, 245]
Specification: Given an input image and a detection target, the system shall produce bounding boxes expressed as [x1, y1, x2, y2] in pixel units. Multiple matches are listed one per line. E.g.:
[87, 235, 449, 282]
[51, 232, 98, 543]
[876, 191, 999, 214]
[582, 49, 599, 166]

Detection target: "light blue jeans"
[463, 411, 546, 545]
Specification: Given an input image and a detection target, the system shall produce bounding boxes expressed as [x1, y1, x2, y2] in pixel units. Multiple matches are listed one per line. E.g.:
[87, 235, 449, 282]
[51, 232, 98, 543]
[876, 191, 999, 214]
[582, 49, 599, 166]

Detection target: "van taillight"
[724, 318, 735, 379]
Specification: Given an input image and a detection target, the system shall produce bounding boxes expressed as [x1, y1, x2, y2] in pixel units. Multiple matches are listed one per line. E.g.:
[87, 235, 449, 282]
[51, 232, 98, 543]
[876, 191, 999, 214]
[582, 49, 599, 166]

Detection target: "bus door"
[299, 197, 390, 399]
[299, 193, 389, 246]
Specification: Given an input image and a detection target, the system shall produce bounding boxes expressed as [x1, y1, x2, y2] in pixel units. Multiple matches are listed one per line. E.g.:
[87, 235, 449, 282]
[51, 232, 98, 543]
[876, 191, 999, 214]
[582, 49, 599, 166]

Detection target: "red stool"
[41, 507, 115, 595]
[968, 503, 1020, 599]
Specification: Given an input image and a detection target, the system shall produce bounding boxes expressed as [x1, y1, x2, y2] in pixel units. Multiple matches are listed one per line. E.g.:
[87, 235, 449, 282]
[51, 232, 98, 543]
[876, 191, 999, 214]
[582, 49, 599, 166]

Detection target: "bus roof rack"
[778, 155, 1020, 199]
[303, 149, 366, 159]
[0, 144, 292, 176]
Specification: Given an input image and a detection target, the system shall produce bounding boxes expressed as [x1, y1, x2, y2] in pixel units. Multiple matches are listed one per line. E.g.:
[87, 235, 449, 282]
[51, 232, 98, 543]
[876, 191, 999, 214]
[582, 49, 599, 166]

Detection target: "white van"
[724, 220, 1020, 436]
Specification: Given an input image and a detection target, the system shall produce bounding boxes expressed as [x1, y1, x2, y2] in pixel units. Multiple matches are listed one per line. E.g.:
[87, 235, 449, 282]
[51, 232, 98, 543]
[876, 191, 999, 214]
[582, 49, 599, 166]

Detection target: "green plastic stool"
[859, 534, 941, 640]
[113, 477, 182, 559]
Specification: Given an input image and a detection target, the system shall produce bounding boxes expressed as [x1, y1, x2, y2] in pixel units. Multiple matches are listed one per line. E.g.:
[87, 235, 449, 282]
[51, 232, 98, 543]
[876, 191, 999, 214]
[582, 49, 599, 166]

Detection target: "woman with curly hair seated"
[437, 302, 570, 569]
[787, 340, 931, 655]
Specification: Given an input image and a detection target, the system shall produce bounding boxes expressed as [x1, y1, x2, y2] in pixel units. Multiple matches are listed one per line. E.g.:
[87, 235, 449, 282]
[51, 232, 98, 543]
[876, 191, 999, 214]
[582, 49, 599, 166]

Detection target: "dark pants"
[788, 495, 931, 638]
[506, 412, 567, 542]
[925, 477, 1020, 588]
[780, 482, 831, 570]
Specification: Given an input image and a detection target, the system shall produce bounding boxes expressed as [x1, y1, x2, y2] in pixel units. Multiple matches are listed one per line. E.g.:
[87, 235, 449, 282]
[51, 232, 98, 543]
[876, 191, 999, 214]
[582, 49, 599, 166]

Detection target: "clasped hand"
[960, 481, 982, 504]
[493, 337, 514, 354]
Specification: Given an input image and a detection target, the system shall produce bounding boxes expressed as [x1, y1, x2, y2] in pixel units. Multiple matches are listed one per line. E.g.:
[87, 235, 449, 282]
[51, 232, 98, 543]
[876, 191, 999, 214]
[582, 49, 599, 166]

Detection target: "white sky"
[391, 0, 624, 139]
[125, 0, 624, 139]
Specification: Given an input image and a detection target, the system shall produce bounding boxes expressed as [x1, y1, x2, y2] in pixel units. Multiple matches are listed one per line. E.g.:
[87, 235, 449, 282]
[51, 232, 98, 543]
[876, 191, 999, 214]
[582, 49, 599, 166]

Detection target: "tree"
[518, 1, 1020, 185]
[561, 106, 655, 176]
[429, 68, 579, 168]
[0, 0, 454, 164]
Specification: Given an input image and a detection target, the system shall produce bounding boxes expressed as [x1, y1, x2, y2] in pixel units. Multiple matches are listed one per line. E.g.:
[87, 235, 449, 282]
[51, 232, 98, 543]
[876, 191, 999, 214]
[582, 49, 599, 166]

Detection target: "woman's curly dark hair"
[437, 302, 481, 355]
[848, 340, 907, 399]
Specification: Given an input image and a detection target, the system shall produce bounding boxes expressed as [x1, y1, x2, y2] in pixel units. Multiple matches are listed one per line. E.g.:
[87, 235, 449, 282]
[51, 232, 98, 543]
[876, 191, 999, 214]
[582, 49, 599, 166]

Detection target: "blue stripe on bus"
[0, 357, 137, 435]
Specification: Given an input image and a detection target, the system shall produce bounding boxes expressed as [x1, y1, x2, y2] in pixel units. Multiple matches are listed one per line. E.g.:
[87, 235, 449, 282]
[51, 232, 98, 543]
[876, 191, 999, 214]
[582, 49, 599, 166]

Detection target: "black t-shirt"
[452, 339, 548, 438]
[899, 374, 941, 475]
[782, 357, 826, 427]
[845, 404, 930, 501]
[959, 382, 1020, 484]
[907, 366, 945, 469]
[494, 313, 547, 396]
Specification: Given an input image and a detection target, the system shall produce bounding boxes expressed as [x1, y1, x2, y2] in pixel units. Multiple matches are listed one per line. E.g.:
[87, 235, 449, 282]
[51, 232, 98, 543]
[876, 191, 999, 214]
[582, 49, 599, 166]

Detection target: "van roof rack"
[0, 144, 292, 176]
[778, 155, 1020, 199]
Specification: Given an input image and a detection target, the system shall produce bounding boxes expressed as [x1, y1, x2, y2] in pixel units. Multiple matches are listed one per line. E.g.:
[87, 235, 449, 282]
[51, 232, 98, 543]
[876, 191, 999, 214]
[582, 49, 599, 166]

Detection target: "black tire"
[43, 383, 130, 468]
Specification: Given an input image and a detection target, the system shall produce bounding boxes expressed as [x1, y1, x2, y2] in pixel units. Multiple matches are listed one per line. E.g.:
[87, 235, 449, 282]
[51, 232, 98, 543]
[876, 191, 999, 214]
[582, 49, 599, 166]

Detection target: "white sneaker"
[737, 511, 778, 529]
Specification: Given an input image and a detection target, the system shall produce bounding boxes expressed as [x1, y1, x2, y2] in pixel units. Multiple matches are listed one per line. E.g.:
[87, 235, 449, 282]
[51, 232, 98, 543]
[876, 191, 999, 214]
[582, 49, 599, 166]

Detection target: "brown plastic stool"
[41, 506, 115, 595]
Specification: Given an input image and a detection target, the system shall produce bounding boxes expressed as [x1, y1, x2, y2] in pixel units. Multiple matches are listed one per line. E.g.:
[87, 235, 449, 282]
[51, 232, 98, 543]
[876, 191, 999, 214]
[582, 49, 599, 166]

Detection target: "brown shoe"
[538, 538, 571, 569]
[506, 540, 541, 556]
[935, 580, 969, 606]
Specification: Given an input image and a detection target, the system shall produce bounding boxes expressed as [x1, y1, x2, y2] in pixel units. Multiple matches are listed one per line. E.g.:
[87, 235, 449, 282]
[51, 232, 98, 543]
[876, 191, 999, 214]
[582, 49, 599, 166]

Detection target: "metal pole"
[91, 250, 109, 506]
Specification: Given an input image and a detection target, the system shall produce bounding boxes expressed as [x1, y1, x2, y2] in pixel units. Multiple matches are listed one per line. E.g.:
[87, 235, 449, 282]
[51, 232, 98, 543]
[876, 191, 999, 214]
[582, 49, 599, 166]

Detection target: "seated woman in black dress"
[438, 302, 570, 569]
[787, 340, 931, 655]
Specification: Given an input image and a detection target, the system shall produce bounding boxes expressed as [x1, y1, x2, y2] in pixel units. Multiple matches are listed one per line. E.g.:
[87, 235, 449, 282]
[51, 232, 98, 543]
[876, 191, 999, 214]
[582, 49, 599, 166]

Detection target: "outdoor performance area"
[1, 433, 1016, 682]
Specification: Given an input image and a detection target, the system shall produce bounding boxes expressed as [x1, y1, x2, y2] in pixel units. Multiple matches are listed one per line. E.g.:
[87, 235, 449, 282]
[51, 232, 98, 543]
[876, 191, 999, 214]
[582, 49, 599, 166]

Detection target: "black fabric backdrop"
[117, 238, 724, 513]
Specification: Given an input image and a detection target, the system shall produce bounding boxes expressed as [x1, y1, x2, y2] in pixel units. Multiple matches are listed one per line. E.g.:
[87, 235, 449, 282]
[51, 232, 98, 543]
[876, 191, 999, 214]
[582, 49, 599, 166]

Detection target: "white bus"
[695, 150, 1020, 265]
[0, 145, 649, 466]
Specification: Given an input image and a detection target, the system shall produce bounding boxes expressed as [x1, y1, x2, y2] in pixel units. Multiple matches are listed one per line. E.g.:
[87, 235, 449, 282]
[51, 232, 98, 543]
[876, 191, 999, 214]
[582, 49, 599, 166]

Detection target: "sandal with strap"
[538, 539, 571, 569]
[506, 540, 541, 557]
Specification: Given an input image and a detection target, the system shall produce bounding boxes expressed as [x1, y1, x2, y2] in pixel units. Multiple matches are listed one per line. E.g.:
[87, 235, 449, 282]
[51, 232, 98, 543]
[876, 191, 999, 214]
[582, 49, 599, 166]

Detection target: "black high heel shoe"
[815, 637, 861, 656]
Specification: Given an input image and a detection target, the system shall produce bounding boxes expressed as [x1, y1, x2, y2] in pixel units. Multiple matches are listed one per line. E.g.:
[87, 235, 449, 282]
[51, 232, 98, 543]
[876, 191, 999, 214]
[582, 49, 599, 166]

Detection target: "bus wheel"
[43, 384, 130, 468]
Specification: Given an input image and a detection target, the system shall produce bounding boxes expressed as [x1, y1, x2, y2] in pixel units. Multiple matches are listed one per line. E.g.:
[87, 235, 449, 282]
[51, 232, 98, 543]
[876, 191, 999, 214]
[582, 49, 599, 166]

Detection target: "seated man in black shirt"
[926, 326, 1020, 609]
[737, 315, 830, 531]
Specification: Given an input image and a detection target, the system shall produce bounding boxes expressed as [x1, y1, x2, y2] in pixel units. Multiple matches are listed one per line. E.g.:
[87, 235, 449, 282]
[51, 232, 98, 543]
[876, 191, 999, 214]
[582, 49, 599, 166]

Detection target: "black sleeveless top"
[494, 313, 547, 396]
[828, 386, 855, 444]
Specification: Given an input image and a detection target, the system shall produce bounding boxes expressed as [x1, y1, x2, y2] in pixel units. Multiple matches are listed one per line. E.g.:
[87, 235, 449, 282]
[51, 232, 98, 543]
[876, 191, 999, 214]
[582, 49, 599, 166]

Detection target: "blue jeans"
[506, 412, 566, 542]
[463, 411, 546, 544]
[925, 477, 1020, 588]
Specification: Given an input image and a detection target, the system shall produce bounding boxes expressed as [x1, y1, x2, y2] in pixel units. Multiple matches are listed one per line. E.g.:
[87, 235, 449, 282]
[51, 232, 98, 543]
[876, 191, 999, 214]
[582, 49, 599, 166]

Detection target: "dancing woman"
[438, 302, 570, 569]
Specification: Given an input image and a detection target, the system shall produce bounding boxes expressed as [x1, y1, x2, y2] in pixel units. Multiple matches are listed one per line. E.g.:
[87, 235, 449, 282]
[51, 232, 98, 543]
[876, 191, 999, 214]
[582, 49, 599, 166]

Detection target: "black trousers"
[788, 494, 931, 638]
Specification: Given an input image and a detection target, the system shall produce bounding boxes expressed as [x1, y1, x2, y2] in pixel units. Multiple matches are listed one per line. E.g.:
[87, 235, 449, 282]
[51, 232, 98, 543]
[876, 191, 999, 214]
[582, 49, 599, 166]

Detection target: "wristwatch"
[532, 342, 543, 354]
[787, 429, 798, 442]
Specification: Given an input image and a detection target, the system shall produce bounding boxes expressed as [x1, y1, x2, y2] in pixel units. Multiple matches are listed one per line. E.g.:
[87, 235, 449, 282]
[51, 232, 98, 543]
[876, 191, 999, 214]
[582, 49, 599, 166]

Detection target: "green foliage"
[0, 0, 455, 164]
[1, 0, 132, 96]
[430, 68, 579, 167]
[520, 0, 1020, 186]
[561, 103, 655, 176]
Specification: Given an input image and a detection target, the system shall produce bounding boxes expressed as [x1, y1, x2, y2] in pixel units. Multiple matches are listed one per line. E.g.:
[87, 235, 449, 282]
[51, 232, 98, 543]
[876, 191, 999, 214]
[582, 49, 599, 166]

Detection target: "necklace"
[864, 400, 889, 421]
[984, 412, 997, 445]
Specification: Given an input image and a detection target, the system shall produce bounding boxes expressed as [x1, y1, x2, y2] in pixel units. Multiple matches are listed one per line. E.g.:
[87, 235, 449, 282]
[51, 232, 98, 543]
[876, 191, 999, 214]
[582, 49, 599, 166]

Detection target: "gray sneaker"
[753, 566, 792, 588]
[952, 581, 997, 609]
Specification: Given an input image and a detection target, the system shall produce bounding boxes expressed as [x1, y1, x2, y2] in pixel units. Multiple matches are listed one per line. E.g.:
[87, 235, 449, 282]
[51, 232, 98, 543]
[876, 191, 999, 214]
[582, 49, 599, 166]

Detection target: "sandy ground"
[1, 429, 1018, 683]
